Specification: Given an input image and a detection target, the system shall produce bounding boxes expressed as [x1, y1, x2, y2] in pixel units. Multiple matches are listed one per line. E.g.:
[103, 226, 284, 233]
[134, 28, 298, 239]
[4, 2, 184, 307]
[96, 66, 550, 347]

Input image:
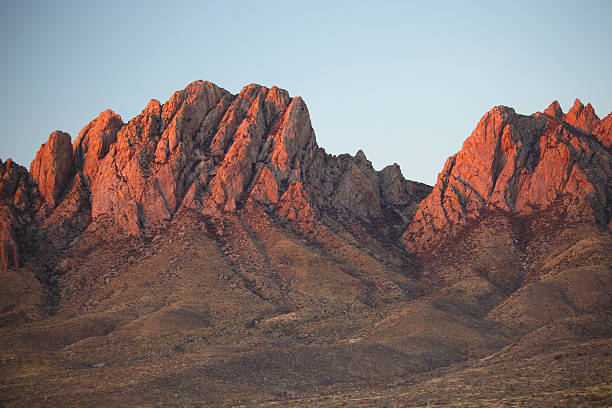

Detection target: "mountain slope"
[0, 82, 610, 407]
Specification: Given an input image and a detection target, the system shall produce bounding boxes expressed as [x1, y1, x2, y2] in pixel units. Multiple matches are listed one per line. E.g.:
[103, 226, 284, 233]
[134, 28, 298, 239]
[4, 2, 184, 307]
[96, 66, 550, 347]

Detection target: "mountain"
[404, 99, 612, 255]
[0, 82, 610, 407]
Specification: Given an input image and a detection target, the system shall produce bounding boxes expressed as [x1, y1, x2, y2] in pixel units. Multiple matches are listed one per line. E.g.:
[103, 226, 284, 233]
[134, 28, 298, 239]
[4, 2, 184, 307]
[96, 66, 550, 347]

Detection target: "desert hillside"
[1, 81, 611, 407]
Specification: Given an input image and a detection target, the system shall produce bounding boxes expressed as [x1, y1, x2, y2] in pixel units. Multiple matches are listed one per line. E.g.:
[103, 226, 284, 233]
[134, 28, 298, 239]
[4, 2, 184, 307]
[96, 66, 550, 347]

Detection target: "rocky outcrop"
[200, 85, 307, 215]
[565, 98, 600, 134]
[0, 159, 41, 268]
[1, 158, 42, 214]
[73, 109, 123, 182]
[594, 112, 612, 148]
[30, 131, 74, 208]
[1, 80, 429, 261]
[10, 80, 609, 268]
[277, 182, 317, 224]
[331, 150, 383, 219]
[542, 100, 564, 119]
[250, 164, 280, 205]
[83, 82, 318, 233]
[404, 101, 612, 255]
[378, 163, 432, 224]
[87, 81, 233, 234]
[54, 80, 426, 239]
[299, 148, 430, 240]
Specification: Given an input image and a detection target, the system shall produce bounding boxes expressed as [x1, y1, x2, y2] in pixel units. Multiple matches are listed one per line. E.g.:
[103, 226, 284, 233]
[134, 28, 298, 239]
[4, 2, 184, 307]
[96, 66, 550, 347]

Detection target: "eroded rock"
[404, 103, 612, 255]
[30, 131, 74, 207]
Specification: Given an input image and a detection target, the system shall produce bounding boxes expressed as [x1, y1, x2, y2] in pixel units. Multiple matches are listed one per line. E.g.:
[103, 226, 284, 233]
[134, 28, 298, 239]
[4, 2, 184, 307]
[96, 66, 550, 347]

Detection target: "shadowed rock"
[0, 159, 41, 268]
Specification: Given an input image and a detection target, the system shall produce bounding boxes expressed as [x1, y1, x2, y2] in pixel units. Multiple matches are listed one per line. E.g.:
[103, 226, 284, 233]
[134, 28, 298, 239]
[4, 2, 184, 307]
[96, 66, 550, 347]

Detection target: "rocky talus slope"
[0, 83, 610, 407]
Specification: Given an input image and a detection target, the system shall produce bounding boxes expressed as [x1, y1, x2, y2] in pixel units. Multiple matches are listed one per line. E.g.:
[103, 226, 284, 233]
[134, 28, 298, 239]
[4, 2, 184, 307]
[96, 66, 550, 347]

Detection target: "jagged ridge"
[1, 83, 611, 407]
[403, 98, 612, 256]
[0, 80, 429, 268]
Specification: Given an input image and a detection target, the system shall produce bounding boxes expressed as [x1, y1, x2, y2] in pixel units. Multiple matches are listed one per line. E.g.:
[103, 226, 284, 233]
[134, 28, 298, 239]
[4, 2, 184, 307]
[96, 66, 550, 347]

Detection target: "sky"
[1, 0, 611, 185]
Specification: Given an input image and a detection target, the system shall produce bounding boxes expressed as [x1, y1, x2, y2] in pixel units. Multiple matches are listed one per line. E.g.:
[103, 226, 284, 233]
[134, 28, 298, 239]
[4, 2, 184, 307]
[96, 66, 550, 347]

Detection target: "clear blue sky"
[1, 0, 611, 185]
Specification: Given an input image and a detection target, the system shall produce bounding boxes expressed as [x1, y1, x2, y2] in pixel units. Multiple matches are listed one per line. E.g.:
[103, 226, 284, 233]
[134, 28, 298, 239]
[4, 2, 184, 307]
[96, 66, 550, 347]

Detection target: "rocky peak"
[378, 163, 429, 211]
[269, 96, 313, 178]
[404, 103, 612, 255]
[378, 164, 406, 202]
[354, 149, 367, 164]
[88, 80, 234, 234]
[15, 82, 608, 268]
[331, 149, 382, 220]
[73, 109, 123, 181]
[297, 146, 431, 242]
[30, 131, 74, 208]
[78, 81, 320, 233]
[543, 100, 564, 118]
[15, 80, 426, 246]
[565, 98, 600, 134]
[265, 86, 291, 112]
[199, 83, 307, 215]
[144, 99, 162, 116]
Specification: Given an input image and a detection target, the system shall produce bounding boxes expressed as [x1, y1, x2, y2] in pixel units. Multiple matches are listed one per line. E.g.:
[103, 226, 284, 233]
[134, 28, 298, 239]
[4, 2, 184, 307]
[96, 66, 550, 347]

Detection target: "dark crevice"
[489, 124, 507, 197]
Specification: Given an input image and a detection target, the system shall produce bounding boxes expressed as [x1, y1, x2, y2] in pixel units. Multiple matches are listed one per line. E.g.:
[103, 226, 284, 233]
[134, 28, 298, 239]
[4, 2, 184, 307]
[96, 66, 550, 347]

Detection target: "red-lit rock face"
[403, 100, 612, 255]
[594, 112, 612, 148]
[3, 81, 609, 266]
[10, 81, 425, 242]
[73, 109, 123, 182]
[30, 130, 73, 208]
[201, 85, 301, 215]
[88, 81, 232, 233]
[79, 81, 425, 235]
[565, 98, 600, 134]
